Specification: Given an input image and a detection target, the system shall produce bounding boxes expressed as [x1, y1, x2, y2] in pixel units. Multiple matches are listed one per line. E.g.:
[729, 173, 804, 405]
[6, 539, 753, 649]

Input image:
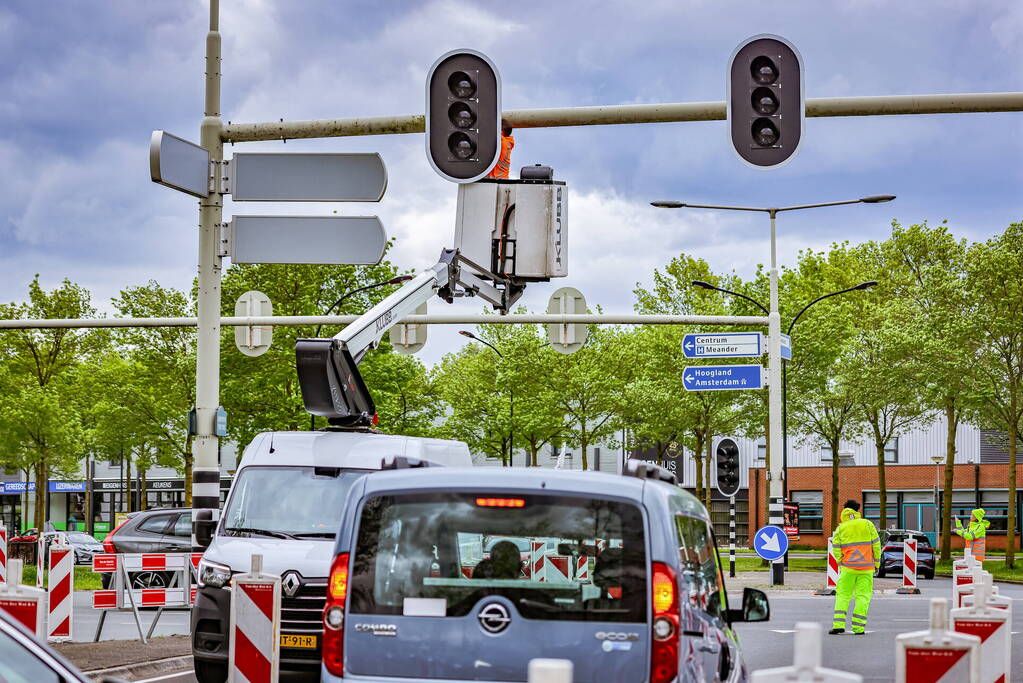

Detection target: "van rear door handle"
[699, 641, 721, 654]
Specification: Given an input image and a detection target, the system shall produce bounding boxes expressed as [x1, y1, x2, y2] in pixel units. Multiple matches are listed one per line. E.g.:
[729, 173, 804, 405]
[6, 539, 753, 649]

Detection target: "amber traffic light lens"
[750, 56, 778, 85]
[448, 132, 476, 159]
[752, 118, 780, 146]
[448, 102, 476, 129]
[448, 70, 476, 98]
[751, 87, 779, 115]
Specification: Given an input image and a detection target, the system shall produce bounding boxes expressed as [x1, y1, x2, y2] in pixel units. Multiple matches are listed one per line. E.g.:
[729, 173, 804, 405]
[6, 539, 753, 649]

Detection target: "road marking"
[770, 629, 797, 633]
[892, 618, 928, 622]
[135, 670, 194, 683]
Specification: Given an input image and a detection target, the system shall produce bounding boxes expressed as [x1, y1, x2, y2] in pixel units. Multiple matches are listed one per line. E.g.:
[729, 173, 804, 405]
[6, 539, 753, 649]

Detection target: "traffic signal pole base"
[771, 561, 785, 586]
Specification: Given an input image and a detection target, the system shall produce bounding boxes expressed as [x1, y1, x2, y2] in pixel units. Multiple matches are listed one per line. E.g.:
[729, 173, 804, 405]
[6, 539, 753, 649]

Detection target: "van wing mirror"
[727, 587, 770, 623]
[193, 509, 216, 549]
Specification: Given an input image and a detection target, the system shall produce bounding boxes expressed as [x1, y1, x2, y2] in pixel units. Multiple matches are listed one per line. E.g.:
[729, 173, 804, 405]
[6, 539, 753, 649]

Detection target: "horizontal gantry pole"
[0, 313, 768, 329]
[222, 92, 1023, 142]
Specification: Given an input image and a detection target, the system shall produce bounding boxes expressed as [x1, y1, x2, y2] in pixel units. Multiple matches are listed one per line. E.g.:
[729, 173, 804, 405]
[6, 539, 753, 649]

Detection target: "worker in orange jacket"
[487, 119, 514, 179]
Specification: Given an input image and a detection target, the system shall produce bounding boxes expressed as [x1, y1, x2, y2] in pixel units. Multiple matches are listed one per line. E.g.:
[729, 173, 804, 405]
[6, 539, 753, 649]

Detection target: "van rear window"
[349, 493, 647, 623]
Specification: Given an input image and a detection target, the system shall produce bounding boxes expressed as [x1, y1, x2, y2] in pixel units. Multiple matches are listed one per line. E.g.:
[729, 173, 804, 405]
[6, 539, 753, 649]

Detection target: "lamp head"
[650, 200, 686, 209]
[691, 280, 715, 290]
[458, 330, 477, 340]
[859, 194, 896, 204]
[856, 281, 879, 290]
[388, 275, 415, 284]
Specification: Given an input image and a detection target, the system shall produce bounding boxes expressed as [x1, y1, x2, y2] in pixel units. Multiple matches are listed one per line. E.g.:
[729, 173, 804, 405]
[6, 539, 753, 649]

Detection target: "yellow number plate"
[280, 634, 317, 649]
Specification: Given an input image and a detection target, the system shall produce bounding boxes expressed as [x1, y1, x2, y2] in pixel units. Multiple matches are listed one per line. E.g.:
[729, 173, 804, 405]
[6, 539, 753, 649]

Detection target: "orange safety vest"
[835, 540, 876, 571]
[966, 537, 986, 562]
[487, 135, 514, 179]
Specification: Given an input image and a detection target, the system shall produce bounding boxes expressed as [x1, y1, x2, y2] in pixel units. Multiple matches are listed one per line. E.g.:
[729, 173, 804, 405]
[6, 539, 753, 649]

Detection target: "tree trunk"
[1007, 415, 1017, 569]
[581, 428, 589, 471]
[139, 466, 148, 512]
[830, 437, 841, 532]
[704, 436, 713, 512]
[33, 460, 47, 531]
[693, 433, 705, 503]
[941, 402, 958, 562]
[875, 438, 887, 531]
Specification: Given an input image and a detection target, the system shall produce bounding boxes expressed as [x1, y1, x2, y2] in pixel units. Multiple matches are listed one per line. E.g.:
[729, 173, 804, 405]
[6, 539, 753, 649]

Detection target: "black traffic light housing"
[716, 438, 741, 498]
[728, 34, 804, 169]
[426, 49, 501, 183]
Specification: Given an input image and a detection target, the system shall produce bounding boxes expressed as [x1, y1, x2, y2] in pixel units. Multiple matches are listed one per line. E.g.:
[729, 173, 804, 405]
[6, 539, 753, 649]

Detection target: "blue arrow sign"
[682, 332, 763, 358]
[780, 333, 792, 361]
[682, 364, 764, 391]
[753, 525, 789, 561]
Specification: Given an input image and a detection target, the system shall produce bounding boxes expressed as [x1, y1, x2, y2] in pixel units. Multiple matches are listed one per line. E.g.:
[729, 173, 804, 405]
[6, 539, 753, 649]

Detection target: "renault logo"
[477, 603, 511, 634]
[281, 571, 302, 598]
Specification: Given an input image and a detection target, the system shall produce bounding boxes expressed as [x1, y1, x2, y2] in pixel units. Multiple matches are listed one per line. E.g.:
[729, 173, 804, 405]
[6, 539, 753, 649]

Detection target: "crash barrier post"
[950, 582, 1011, 683]
[0, 521, 7, 586]
[896, 538, 921, 594]
[47, 540, 73, 641]
[814, 536, 838, 596]
[952, 557, 981, 607]
[528, 658, 573, 683]
[228, 554, 281, 683]
[0, 559, 46, 637]
[91, 552, 195, 643]
[896, 597, 981, 682]
[751, 622, 862, 681]
[961, 573, 1012, 612]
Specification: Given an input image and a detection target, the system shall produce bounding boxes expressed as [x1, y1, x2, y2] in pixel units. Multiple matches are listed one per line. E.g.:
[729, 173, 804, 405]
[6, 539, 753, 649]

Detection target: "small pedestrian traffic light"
[727, 35, 804, 169]
[716, 438, 741, 497]
[426, 50, 501, 183]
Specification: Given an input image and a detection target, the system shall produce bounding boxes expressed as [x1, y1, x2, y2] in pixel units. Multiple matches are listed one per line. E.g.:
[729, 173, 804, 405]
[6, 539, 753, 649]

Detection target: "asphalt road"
[734, 577, 1023, 682]
[72, 590, 191, 642]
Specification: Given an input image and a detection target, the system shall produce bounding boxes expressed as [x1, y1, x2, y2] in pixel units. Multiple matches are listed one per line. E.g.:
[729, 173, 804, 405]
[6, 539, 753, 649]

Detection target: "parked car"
[9, 528, 39, 543]
[876, 529, 935, 579]
[0, 606, 99, 683]
[42, 531, 105, 565]
[101, 508, 193, 588]
[321, 460, 769, 683]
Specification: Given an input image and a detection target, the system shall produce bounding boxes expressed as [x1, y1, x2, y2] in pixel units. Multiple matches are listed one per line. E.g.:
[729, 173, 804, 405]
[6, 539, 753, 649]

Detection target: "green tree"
[435, 343, 510, 463]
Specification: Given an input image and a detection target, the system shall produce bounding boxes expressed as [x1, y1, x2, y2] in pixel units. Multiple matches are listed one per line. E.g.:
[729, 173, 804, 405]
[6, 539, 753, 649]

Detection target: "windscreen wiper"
[291, 532, 336, 539]
[223, 527, 295, 539]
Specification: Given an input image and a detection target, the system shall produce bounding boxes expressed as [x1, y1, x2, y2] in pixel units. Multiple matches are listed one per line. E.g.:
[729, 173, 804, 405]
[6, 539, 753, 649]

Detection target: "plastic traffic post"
[815, 536, 839, 596]
[0, 521, 7, 586]
[528, 659, 573, 683]
[896, 538, 921, 594]
[961, 573, 1012, 612]
[896, 598, 981, 682]
[950, 582, 1011, 683]
[47, 541, 74, 641]
[751, 622, 863, 682]
[36, 536, 44, 589]
[0, 559, 46, 637]
[228, 554, 281, 683]
[952, 558, 981, 607]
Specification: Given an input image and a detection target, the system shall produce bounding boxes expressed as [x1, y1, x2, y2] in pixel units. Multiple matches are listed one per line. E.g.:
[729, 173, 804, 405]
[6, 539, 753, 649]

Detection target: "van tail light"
[102, 517, 131, 554]
[322, 553, 350, 677]
[651, 562, 679, 683]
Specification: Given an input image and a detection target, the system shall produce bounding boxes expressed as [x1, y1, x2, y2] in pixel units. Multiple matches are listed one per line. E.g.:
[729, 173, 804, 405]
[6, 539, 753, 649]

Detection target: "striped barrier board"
[896, 598, 981, 683]
[47, 542, 74, 640]
[229, 555, 281, 683]
[950, 583, 1011, 683]
[36, 537, 44, 589]
[897, 538, 921, 594]
[0, 559, 46, 637]
[815, 537, 839, 596]
[0, 522, 7, 586]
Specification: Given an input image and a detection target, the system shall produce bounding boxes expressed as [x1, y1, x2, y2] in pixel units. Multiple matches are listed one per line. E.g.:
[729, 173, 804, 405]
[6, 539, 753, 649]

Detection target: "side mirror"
[727, 587, 770, 623]
[193, 509, 216, 549]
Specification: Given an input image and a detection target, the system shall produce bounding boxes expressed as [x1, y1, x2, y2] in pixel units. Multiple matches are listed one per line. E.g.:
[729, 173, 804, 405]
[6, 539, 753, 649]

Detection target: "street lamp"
[459, 330, 515, 466]
[654, 194, 895, 586]
[931, 454, 944, 543]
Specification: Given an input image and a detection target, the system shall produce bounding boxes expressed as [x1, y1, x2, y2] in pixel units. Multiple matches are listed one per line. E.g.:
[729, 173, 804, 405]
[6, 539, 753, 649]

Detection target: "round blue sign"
[752, 525, 789, 561]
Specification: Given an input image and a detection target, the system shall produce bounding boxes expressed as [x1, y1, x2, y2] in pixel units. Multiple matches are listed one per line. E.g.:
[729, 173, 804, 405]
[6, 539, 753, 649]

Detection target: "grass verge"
[22, 565, 103, 590]
[934, 559, 1023, 582]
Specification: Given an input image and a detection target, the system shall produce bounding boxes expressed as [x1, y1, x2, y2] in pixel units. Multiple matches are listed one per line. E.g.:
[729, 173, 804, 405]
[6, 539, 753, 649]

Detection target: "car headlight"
[198, 559, 233, 588]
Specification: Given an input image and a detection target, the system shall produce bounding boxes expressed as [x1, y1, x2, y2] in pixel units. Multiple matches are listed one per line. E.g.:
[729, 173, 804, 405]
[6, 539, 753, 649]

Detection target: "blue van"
[320, 461, 769, 682]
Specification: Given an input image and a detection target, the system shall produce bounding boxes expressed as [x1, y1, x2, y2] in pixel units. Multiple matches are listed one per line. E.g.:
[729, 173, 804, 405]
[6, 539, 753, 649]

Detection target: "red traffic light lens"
[448, 132, 476, 159]
[448, 70, 476, 98]
[448, 102, 476, 129]
[750, 56, 778, 85]
[752, 118, 779, 146]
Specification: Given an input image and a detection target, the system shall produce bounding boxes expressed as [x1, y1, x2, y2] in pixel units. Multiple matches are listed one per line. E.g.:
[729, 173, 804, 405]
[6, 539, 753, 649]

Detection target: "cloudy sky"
[2, 1, 1021, 364]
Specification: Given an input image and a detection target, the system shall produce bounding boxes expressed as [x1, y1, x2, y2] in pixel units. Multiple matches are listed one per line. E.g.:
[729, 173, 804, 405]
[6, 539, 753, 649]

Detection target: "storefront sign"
[48, 481, 87, 493]
[0, 482, 36, 494]
[784, 500, 800, 540]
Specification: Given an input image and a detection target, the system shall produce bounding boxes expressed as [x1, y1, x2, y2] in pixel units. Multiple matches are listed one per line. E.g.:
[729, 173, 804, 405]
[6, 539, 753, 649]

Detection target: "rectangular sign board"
[683, 364, 764, 392]
[228, 216, 387, 265]
[781, 333, 792, 361]
[683, 332, 762, 358]
[150, 131, 209, 198]
[230, 153, 387, 202]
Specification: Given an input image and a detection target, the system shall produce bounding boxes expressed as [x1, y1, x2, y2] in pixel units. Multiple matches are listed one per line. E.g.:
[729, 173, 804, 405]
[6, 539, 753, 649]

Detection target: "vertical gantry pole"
[768, 210, 785, 586]
[192, 0, 224, 548]
[729, 494, 736, 578]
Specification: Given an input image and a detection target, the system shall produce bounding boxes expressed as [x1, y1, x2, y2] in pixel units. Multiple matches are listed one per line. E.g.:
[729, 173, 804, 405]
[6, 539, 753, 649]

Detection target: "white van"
[190, 429, 471, 683]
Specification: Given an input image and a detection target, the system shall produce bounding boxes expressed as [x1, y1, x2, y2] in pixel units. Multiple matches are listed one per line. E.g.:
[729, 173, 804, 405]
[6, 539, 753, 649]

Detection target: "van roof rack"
[623, 459, 678, 485]
[380, 455, 436, 470]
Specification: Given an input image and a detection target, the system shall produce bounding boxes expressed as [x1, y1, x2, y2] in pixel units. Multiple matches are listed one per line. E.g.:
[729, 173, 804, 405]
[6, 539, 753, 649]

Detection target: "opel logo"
[477, 603, 511, 634]
[281, 571, 302, 598]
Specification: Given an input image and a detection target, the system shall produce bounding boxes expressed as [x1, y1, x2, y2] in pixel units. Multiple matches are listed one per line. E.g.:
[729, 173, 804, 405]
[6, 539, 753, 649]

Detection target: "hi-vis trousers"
[832, 569, 874, 633]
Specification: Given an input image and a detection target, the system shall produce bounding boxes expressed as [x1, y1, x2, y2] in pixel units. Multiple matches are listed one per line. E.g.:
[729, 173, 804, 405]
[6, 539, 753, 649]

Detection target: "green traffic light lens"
[750, 56, 778, 85]
[448, 131, 476, 160]
[448, 71, 476, 98]
[751, 87, 779, 115]
[448, 102, 476, 129]
[752, 118, 780, 146]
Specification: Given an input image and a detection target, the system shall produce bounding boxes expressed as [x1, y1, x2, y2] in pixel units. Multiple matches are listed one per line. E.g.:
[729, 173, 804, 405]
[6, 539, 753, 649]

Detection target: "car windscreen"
[66, 532, 98, 544]
[220, 466, 364, 539]
[886, 533, 931, 547]
[349, 492, 647, 623]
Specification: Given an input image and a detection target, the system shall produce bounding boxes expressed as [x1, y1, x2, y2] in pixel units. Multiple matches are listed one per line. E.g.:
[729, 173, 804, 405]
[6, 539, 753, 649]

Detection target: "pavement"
[69, 590, 191, 641]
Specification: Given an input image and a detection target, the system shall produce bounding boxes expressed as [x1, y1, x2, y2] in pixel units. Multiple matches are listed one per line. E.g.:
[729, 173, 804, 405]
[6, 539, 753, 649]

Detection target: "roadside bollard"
[528, 659, 573, 683]
[47, 540, 74, 641]
[228, 554, 281, 683]
[0, 521, 7, 586]
[0, 559, 46, 637]
[36, 535, 44, 589]
[950, 582, 1011, 683]
[896, 538, 921, 594]
[751, 622, 863, 682]
[896, 597, 981, 682]
[815, 537, 838, 596]
[960, 573, 1011, 611]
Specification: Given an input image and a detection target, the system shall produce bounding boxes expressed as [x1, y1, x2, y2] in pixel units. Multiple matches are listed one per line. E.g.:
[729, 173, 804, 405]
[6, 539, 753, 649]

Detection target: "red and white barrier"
[575, 556, 589, 582]
[0, 559, 46, 637]
[752, 622, 862, 682]
[47, 541, 73, 641]
[0, 521, 7, 586]
[229, 554, 281, 683]
[36, 536, 44, 589]
[896, 597, 981, 683]
[960, 575, 1011, 612]
[896, 538, 921, 594]
[950, 582, 1011, 683]
[815, 536, 839, 596]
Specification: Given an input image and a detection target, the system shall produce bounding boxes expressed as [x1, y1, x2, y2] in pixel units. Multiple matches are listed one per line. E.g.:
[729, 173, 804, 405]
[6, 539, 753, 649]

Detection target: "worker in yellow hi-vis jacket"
[829, 500, 881, 635]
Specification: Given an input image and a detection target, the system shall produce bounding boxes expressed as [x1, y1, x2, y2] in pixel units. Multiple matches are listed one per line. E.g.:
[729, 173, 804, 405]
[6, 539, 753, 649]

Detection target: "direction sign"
[234, 290, 273, 357]
[546, 287, 588, 354]
[683, 332, 762, 358]
[227, 216, 387, 265]
[781, 333, 792, 361]
[753, 525, 789, 561]
[390, 303, 427, 354]
[683, 364, 764, 392]
[149, 131, 209, 198]
[229, 153, 387, 202]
